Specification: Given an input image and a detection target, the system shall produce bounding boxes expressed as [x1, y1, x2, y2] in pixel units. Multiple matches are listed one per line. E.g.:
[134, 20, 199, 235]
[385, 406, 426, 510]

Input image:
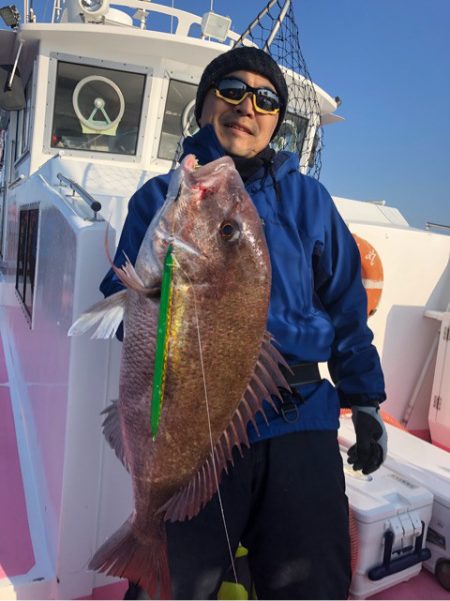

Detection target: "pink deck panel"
[1, 334, 449, 598]
[0, 384, 35, 578]
[0, 337, 7, 384]
[370, 568, 450, 599]
[75, 570, 450, 600]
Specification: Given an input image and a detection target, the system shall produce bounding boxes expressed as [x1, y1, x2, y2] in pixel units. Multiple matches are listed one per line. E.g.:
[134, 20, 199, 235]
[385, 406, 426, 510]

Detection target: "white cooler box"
[341, 447, 433, 599]
[340, 415, 450, 591]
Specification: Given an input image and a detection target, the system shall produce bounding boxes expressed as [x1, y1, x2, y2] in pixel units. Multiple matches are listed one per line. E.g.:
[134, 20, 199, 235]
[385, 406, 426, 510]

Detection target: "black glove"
[347, 405, 387, 475]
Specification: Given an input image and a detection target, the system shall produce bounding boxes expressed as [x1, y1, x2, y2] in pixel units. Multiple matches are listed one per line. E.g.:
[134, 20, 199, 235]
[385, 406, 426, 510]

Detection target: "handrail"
[425, 222, 450, 232]
[8, 174, 25, 189]
[55, 0, 243, 41]
[56, 172, 102, 219]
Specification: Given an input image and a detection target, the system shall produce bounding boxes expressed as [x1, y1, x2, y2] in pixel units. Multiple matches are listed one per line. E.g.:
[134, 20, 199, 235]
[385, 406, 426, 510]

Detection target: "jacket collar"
[180, 125, 297, 183]
[181, 125, 225, 165]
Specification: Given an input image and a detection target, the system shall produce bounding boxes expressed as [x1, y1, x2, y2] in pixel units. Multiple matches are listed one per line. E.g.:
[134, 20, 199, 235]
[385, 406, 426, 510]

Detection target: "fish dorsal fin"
[159, 332, 291, 522]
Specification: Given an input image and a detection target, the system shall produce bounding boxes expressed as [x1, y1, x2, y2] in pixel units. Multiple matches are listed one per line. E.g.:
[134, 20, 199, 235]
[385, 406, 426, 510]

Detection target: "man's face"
[199, 70, 279, 158]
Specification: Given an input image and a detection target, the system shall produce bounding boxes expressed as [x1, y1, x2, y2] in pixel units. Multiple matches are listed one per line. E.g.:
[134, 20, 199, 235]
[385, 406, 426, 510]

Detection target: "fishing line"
[172, 253, 239, 585]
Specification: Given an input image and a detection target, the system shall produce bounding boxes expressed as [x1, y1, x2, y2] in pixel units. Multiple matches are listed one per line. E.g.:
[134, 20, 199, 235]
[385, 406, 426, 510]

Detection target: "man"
[101, 47, 387, 600]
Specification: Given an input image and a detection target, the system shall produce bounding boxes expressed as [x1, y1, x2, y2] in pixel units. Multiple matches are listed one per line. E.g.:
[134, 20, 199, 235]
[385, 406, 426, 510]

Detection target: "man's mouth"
[225, 122, 253, 135]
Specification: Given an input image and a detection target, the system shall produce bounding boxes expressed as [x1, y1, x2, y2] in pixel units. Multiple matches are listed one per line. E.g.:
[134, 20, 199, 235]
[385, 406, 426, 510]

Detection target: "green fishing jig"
[150, 244, 174, 439]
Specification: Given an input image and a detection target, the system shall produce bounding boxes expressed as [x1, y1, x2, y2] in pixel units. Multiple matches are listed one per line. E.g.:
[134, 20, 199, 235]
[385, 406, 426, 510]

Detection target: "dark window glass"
[158, 79, 198, 161]
[271, 112, 308, 155]
[15, 206, 39, 320]
[14, 110, 23, 161]
[51, 61, 146, 155]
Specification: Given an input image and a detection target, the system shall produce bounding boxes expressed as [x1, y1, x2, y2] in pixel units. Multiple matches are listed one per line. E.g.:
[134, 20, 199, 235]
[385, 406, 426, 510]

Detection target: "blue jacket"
[100, 125, 386, 441]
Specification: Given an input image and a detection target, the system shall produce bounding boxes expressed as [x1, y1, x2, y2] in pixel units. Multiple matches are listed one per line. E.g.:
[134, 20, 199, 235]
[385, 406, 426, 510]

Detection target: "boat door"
[427, 310, 450, 450]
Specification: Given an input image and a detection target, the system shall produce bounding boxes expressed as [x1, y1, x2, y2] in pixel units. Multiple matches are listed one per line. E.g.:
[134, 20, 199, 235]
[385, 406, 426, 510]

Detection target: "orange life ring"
[352, 234, 384, 317]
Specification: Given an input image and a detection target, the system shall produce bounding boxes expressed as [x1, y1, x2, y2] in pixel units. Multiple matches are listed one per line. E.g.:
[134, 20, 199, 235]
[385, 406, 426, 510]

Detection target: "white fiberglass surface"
[345, 222, 450, 430]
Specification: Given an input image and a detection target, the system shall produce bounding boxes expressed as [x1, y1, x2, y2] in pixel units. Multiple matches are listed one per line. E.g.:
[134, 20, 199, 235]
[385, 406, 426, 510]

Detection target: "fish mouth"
[166, 234, 203, 258]
[153, 228, 205, 265]
[184, 155, 235, 182]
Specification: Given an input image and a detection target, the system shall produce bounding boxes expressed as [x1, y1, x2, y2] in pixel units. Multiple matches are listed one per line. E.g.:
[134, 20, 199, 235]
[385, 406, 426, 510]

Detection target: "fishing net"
[233, 0, 323, 178]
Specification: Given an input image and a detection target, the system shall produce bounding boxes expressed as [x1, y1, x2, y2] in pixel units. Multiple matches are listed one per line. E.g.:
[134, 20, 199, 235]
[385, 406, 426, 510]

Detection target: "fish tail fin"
[89, 516, 172, 599]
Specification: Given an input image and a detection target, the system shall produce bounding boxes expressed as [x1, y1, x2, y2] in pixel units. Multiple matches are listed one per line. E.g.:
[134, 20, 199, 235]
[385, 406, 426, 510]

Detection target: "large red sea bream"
[69, 154, 290, 598]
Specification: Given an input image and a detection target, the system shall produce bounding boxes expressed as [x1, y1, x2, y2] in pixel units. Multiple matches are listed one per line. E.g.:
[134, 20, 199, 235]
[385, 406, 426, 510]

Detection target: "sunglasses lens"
[216, 78, 247, 102]
[255, 89, 280, 112]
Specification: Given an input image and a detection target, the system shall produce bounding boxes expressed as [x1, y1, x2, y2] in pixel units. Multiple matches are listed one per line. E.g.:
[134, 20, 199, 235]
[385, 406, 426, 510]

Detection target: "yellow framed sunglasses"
[214, 76, 281, 115]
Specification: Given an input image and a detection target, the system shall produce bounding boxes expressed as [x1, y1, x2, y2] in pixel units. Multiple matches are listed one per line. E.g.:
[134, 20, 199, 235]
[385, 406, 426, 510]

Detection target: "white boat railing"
[425, 222, 450, 233]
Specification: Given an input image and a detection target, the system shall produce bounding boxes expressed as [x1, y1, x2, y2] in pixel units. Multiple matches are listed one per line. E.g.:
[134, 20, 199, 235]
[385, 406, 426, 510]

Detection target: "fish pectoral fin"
[101, 400, 129, 471]
[113, 253, 160, 296]
[68, 290, 127, 339]
[160, 331, 292, 524]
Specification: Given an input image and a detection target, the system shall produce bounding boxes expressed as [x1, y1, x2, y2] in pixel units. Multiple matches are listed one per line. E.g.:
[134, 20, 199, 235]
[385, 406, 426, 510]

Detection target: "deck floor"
[0, 332, 449, 600]
[0, 336, 35, 581]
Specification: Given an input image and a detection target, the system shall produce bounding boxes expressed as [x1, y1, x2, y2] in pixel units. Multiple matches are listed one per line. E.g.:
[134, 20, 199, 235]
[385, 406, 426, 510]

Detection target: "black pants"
[159, 430, 351, 600]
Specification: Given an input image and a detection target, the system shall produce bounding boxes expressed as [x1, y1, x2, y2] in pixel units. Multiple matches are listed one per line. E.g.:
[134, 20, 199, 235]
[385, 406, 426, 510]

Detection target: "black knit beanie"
[195, 47, 288, 139]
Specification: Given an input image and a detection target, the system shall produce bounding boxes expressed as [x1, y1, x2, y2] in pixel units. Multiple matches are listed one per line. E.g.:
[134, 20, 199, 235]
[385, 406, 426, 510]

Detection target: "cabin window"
[271, 112, 308, 155]
[158, 79, 198, 161]
[51, 61, 145, 155]
[15, 205, 39, 320]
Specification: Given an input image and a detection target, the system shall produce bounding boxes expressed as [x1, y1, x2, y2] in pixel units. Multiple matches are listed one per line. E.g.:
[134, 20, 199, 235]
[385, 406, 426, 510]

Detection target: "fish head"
[147, 154, 271, 286]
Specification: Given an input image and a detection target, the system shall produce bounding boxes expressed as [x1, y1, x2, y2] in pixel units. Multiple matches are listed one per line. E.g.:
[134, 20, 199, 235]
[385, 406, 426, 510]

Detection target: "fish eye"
[219, 220, 240, 242]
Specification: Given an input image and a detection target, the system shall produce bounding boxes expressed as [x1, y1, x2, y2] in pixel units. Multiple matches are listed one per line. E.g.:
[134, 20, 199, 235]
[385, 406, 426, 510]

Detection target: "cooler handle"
[368, 521, 432, 581]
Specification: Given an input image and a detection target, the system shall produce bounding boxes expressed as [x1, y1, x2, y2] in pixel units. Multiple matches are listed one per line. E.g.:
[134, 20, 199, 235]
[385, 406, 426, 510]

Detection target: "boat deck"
[0, 332, 449, 600]
[0, 345, 35, 581]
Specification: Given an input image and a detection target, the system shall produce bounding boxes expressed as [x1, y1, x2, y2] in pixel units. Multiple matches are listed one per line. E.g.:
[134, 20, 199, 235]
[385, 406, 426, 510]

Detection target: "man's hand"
[347, 405, 387, 475]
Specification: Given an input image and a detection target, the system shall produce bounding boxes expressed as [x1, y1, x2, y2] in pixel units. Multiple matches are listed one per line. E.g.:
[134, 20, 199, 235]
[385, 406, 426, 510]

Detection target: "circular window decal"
[72, 75, 125, 134]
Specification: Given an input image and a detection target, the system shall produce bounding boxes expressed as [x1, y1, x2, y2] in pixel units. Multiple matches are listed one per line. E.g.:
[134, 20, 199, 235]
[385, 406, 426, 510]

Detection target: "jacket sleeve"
[314, 189, 386, 407]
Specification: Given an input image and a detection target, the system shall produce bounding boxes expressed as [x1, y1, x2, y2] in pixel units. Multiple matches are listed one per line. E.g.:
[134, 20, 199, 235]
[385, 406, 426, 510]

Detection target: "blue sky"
[3, 0, 450, 230]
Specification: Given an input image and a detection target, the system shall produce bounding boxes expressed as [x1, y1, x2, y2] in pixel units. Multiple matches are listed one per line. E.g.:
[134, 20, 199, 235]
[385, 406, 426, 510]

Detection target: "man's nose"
[235, 93, 255, 116]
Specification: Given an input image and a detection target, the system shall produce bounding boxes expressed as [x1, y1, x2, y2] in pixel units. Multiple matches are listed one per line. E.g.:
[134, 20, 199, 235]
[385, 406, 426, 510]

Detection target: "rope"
[233, 0, 324, 178]
[172, 254, 239, 584]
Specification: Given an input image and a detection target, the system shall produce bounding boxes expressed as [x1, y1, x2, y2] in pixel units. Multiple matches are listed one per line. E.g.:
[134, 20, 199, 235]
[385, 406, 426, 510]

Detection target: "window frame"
[13, 70, 35, 166]
[43, 53, 153, 162]
[157, 76, 199, 162]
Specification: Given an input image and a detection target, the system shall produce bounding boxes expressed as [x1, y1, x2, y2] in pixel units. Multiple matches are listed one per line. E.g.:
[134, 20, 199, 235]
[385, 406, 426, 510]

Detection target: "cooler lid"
[341, 450, 434, 523]
[339, 417, 450, 509]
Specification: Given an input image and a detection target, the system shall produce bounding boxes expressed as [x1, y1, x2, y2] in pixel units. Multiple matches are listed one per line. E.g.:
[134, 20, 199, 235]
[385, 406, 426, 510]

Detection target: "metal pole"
[52, 0, 62, 23]
[425, 222, 450, 232]
[233, 0, 278, 47]
[8, 41, 24, 89]
[264, 0, 290, 50]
